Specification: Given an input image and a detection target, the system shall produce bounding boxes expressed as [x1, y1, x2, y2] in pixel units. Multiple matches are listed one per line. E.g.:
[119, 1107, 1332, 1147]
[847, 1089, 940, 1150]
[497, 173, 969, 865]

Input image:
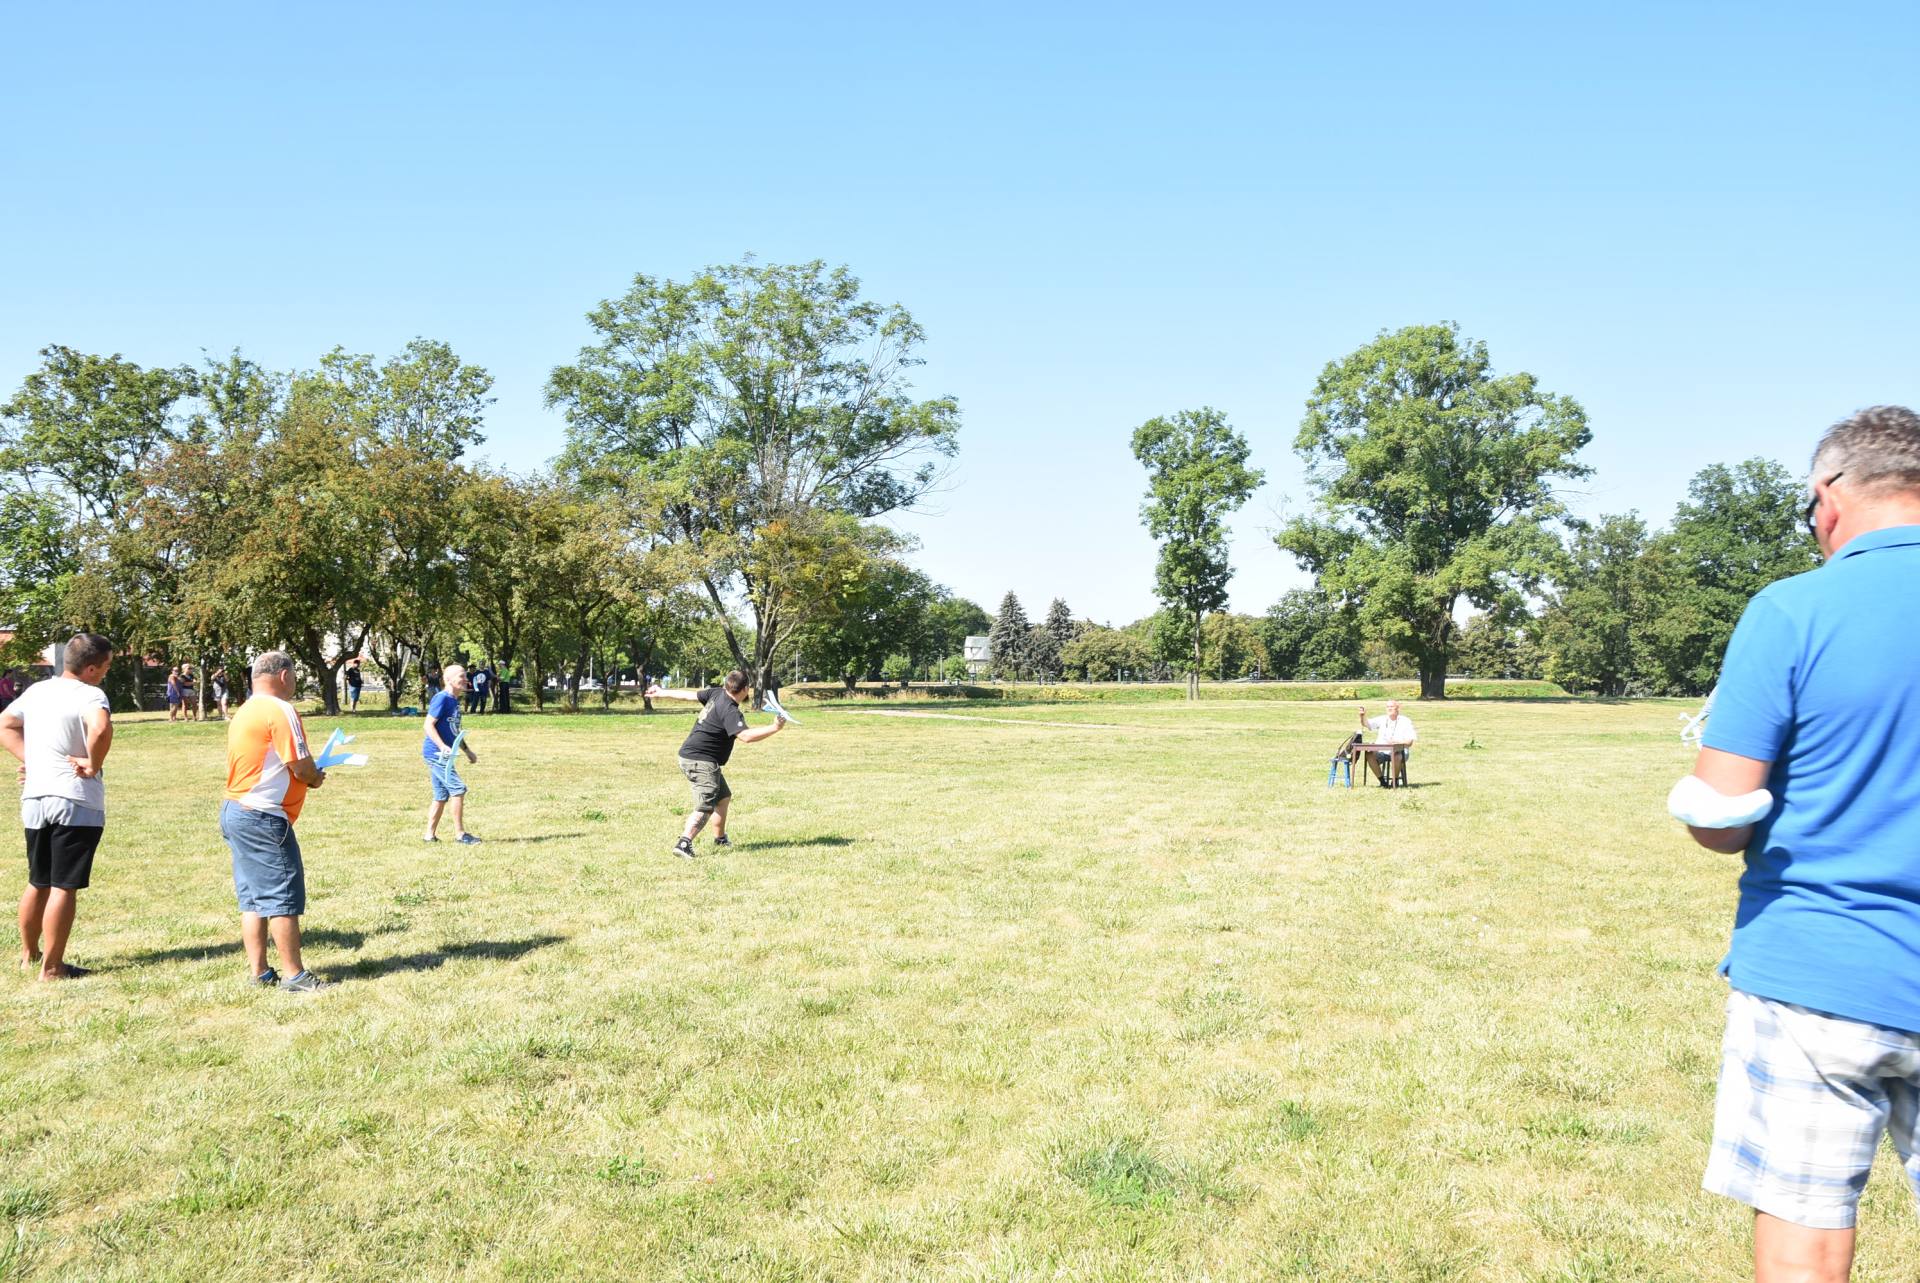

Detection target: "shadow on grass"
[488, 832, 587, 844]
[733, 835, 854, 852]
[348, 934, 566, 978]
[121, 922, 407, 967]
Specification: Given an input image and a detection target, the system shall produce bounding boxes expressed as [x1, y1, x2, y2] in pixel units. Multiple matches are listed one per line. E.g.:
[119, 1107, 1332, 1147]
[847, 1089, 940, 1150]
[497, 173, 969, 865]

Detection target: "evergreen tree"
[1044, 598, 1075, 655]
[988, 591, 1030, 679]
[1026, 622, 1060, 682]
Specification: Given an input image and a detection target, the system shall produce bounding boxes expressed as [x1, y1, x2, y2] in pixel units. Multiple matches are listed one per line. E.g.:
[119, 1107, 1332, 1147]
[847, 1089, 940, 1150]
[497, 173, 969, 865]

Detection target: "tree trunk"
[297, 635, 344, 716]
[633, 636, 656, 712]
[1188, 608, 1202, 701]
[1421, 605, 1454, 700]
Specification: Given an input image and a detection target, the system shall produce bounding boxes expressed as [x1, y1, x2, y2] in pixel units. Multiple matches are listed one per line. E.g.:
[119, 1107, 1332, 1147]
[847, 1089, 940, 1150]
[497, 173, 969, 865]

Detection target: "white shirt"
[1367, 713, 1417, 746]
[4, 676, 110, 812]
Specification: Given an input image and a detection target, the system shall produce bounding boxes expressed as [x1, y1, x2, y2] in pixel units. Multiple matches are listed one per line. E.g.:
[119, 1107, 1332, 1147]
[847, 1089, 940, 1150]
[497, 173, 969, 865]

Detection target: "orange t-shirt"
[224, 694, 313, 823]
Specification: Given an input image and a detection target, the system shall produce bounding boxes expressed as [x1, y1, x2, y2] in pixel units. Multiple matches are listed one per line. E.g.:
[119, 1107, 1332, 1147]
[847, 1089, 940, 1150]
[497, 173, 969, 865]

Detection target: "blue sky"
[3, 2, 1915, 623]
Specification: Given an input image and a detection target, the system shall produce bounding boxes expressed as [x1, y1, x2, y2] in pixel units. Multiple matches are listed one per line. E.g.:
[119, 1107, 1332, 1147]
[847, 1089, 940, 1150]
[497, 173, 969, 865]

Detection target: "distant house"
[963, 634, 991, 679]
[0, 630, 59, 670]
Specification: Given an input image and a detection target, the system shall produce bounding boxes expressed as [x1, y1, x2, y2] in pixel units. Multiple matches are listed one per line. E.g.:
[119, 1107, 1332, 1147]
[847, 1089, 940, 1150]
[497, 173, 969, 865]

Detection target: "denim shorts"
[428, 753, 467, 802]
[221, 800, 305, 917]
[1704, 987, 1920, 1229]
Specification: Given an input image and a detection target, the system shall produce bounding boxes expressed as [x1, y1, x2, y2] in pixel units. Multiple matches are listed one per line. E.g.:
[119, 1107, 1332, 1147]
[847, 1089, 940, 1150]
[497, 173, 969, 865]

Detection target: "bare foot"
[38, 963, 88, 981]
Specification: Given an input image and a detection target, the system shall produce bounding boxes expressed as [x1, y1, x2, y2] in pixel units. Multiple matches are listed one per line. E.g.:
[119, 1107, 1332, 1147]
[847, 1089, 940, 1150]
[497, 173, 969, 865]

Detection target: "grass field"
[4, 697, 1918, 1282]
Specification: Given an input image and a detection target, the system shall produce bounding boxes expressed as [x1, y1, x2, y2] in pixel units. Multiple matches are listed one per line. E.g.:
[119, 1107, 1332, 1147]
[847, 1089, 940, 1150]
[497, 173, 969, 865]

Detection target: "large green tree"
[1277, 324, 1590, 698]
[988, 591, 1031, 680]
[1130, 407, 1263, 699]
[1638, 458, 1817, 694]
[547, 259, 960, 693]
[1260, 588, 1366, 681]
[795, 558, 936, 689]
[1536, 514, 1656, 695]
[0, 346, 198, 705]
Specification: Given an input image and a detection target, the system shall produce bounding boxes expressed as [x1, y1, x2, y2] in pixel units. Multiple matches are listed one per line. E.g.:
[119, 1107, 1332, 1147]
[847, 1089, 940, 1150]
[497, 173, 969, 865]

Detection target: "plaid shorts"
[1704, 988, 1920, 1229]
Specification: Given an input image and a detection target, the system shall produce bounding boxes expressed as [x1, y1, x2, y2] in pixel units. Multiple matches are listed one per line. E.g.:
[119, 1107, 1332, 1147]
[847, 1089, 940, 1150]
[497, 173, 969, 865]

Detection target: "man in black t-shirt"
[646, 670, 785, 858]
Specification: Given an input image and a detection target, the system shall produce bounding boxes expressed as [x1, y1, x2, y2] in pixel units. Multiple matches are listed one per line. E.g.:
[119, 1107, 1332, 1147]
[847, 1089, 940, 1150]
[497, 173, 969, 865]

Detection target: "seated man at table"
[1357, 701, 1417, 784]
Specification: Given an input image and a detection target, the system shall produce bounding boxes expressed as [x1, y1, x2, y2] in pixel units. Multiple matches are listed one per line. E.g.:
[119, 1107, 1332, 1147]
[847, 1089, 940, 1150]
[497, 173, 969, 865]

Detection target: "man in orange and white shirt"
[222, 651, 330, 993]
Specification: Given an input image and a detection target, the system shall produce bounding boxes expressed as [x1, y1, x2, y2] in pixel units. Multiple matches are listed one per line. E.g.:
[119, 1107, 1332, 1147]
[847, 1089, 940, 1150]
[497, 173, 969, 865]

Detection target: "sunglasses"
[1803, 471, 1844, 538]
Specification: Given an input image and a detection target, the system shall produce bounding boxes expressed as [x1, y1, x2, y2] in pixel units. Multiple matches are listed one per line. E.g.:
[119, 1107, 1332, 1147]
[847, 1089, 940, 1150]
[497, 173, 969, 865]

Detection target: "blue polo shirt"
[1703, 525, 1920, 1032]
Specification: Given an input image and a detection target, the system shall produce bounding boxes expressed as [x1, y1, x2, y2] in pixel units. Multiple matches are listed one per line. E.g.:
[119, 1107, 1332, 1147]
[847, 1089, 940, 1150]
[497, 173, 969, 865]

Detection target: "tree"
[209, 385, 384, 713]
[988, 591, 1030, 680]
[1200, 612, 1269, 680]
[1260, 588, 1366, 681]
[447, 472, 544, 712]
[1277, 324, 1590, 699]
[1639, 458, 1818, 694]
[547, 259, 960, 694]
[1060, 625, 1146, 682]
[1131, 407, 1263, 699]
[332, 341, 494, 708]
[126, 354, 286, 710]
[0, 346, 198, 706]
[1025, 623, 1061, 682]
[794, 556, 936, 690]
[1536, 514, 1654, 694]
[1451, 611, 1546, 682]
[1044, 599, 1075, 655]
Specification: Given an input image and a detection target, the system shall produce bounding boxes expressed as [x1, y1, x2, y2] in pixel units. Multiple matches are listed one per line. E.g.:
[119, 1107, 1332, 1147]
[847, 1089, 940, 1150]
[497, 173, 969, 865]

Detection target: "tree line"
[1118, 323, 1814, 697]
[2, 266, 1813, 707]
[0, 261, 965, 712]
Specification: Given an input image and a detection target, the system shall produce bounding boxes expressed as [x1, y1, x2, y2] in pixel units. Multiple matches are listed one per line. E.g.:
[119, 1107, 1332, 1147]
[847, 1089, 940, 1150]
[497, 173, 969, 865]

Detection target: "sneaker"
[281, 970, 335, 995]
[422, 835, 439, 843]
[712, 834, 732, 849]
[251, 967, 281, 987]
[455, 833, 482, 845]
[671, 837, 697, 859]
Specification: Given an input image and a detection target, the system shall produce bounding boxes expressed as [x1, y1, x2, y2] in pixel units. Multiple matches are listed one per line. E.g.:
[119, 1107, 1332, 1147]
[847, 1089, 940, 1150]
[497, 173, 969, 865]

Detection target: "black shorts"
[26, 823, 104, 890]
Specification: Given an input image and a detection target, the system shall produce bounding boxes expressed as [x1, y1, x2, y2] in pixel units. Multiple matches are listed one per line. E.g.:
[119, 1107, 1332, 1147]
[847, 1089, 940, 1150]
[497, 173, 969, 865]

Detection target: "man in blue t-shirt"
[422, 663, 480, 845]
[1683, 405, 1920, 1280]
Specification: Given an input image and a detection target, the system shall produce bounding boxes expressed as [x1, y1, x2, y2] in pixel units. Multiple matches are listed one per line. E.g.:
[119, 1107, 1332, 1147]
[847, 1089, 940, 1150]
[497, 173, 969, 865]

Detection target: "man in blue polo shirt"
[1683, 405, 1920, 1281]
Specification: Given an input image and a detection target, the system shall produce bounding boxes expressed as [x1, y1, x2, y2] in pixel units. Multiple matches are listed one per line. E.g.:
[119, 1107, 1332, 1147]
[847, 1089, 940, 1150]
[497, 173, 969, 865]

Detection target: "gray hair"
[251, 650, 295, 679]
[1811, 405, 1920, 499]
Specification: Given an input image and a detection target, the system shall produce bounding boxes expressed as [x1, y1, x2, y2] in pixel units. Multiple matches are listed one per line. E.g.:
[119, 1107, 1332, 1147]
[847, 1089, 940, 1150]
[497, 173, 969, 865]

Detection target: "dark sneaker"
[455, 833, 482, 845]
[251, 967, 281, 987]
[281, 971, 334, 995]
[671, 837, 697, 859]
[712, 834, 732, 849]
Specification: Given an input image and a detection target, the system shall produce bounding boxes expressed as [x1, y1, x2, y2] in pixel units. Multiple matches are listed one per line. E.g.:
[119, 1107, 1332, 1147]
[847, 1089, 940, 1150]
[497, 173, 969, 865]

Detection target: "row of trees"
[4, 275, 1812, 707]
[0, 261, 968, 711]
[977, 452, 1814, 696]
[1124, 323, 1813, 698]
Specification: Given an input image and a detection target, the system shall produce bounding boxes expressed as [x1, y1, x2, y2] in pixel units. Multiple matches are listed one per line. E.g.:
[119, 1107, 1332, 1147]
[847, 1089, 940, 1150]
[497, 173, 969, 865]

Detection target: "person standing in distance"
[647, 671, 784, 858]
[1684, 406, 1920, 1282]
[1, 633, 113, 980]
[423, 663, 480, 844]
[221, 651, 331, 993]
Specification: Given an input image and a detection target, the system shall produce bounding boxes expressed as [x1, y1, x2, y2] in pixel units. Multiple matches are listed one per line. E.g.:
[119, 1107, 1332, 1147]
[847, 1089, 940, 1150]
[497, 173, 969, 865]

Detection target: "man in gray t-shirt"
[0, 633, 114, 980]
